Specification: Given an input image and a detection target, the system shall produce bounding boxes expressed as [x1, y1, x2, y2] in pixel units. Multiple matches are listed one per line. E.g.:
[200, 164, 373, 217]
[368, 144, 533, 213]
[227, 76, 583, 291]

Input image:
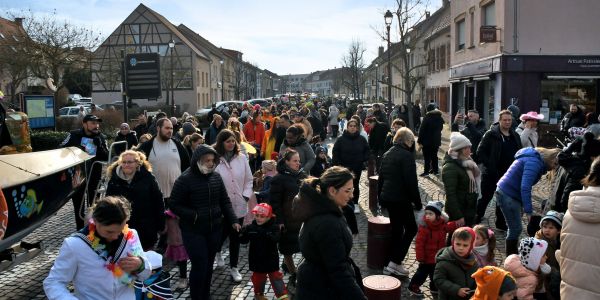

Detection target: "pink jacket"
[215, 154, 253, 218]
[504, 254, 539, 300]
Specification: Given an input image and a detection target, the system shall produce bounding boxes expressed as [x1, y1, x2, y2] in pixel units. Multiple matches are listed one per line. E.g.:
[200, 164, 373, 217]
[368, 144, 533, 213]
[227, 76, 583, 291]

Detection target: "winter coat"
[239, 219, 281, 273]
[373, 110, 387, 123]
[297, 118, 313, 141]
[497, 148, 547, 215]
[504, 254, 539, 300]
[441, 155, 478, 223]
[552, 150, 589, 212]
[279, 138, 316, 172]
[535, 230, 561, 300]
[169, 145, 238, 234]
[61, 128, 109, 162]
[205, 121, 225, 145]
[476, 123, 523, 177]
[260, 127, 277, 160]
[113, 131, 138, 156]
[415, 213, 457, 264]
[328, 106, 339, 126]
[516, 123, 539, 148]
[243, 119, 266, 148]
[269, 160, 307, 255]
[368, 121, 390, 155]
[378, 144, 423, 210]
[332, 130, 370, 173]
[433, 247, 478, 300]
[136, 136, 190, 173]
[43, 229, 151, 300]
[560, 110, 585, 134]
[293, 182, 367, 300]
[105, 166, 165, 245]
[215, 153, 253, 218]
[556, 186, 600, 299]
[418, 109, 444, 147]
[310, 156, 330, 178]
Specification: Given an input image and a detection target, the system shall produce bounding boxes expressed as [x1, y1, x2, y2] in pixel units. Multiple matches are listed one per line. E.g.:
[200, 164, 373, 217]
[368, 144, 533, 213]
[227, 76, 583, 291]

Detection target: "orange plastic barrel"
[367, 216, 392, 269]
[363, 275, 402, 300]
[368, 175, 379, 210]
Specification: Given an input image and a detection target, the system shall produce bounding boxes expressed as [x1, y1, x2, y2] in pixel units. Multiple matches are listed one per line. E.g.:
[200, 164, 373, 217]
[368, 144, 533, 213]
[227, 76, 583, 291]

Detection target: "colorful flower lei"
[87, 221, 143, 285]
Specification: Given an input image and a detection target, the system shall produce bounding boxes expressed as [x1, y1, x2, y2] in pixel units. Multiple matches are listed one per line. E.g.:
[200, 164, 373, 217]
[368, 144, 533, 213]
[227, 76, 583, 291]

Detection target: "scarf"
[448, 150, 481, 193]
[473, 243, 489, 258]
[450, 248, 477, 269]
[116, 166, 135, 183]
[223, 151, 235, 163]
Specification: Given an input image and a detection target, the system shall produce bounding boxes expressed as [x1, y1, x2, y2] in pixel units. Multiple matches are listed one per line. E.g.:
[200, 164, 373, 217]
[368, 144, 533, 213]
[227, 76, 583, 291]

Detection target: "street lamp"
[384, 10, 393, 121]
[269, 76, 273, 97]
[220, 59, 224, 101]
[375, 63, 379, 102]
[258, 72, 262, 98]
[168, 39, 175, 116]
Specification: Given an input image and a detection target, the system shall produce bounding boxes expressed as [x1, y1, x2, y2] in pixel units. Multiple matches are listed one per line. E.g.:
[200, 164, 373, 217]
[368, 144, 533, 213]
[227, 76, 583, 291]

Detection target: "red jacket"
[415, 214, 457, 264]
[243, 119, 266, 148]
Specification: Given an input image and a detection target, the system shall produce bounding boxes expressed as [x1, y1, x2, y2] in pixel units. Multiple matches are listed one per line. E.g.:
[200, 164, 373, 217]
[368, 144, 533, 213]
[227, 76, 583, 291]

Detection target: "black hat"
[82, 114, 102, 122]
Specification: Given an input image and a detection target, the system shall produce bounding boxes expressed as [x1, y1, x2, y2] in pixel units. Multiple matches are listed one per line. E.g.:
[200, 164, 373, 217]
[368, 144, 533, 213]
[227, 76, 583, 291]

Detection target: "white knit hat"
[518, 237, 548, 272]
[449, 132, 472, 151]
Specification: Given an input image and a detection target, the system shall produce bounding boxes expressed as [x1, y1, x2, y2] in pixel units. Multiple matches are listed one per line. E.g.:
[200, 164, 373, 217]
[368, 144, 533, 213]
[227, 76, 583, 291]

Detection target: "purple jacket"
[497, 147, 547, 214]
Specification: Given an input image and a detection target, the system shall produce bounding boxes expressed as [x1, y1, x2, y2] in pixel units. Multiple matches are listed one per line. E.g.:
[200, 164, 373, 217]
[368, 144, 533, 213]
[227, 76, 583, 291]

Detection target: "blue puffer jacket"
[497, 147, 547, 214]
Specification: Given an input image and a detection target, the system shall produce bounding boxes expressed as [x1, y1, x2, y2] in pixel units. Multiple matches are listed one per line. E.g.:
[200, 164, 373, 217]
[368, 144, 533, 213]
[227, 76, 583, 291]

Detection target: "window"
[456, 19, 466, 50]
[483, 2, 496, 26]
[440, 44, 446, 69]
[469, 10, 475, 47]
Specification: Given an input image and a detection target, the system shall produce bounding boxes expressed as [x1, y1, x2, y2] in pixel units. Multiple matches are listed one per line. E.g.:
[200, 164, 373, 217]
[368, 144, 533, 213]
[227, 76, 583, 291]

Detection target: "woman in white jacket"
[557, 156, 600, 299]
[213, 129, 254, 283]
[44, 196, 151, 300]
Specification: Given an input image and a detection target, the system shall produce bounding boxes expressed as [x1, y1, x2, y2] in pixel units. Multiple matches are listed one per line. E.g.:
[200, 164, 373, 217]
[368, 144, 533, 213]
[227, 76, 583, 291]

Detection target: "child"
[471, 266, 518, 300]
[433, 227, 478, 300]
[473, 224, 497, 267]
[239, 203, 288, 300]
[163, 210, 189, 289]
[134, 250, 174, 300]
[535, 211, 563, 299]
[310, 146, 331, 177]
[255, 160, 277, 203]
[409, 201, 457, 296]
[503, 237, 551, 300]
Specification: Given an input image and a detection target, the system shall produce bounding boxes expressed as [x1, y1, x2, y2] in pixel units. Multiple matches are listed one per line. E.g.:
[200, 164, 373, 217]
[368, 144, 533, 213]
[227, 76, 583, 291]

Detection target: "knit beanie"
[452, 227, 477, 255]
[426, 103, 437, 112]
[539, 210, 564, 229]
[471, 266, 516, 300]
[449, 132, 472, 151]
[182, 122, 196, 136]
[425, 201, 444, 216]
[518, 237, 548, 271]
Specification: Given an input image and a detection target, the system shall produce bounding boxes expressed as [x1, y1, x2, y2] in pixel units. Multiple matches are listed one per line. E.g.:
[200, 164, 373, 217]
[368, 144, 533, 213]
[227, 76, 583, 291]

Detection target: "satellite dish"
[46, 78, 57, 92]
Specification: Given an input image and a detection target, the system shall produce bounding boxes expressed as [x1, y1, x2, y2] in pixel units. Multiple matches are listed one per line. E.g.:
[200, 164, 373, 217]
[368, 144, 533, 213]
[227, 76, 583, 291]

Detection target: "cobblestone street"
[0, 143, 551, 299]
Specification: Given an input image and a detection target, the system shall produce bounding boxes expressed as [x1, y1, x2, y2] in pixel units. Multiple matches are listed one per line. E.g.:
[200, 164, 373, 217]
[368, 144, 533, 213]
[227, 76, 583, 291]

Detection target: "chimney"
[14, 18, 24, 27]
[378, 46, 384, 57]
[425, 11, 431, 18]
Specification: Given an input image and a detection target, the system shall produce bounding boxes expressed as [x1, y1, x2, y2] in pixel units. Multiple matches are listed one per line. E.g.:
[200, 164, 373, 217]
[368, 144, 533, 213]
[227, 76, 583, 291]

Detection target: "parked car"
[99, 101, 140, 111]
[195, 100, 244, 125]
[75, 97, 93, 106]
[58, 106, 90, 118]
[247, 98, 271, 108]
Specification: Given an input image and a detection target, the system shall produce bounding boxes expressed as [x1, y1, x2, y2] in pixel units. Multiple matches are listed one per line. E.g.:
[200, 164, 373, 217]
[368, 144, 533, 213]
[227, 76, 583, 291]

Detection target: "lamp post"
[220, 59, 224, 101]
[168, 39, 175, 117]
[375, 63, 379, 102]
[384, 10, 393, 121]
[258, 72, 262, 98]
[269, 76, 273, 97]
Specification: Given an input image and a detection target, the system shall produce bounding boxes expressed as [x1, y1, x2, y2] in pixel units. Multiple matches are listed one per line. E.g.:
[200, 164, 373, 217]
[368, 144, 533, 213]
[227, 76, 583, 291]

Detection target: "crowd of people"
[43, 95, 600, 300]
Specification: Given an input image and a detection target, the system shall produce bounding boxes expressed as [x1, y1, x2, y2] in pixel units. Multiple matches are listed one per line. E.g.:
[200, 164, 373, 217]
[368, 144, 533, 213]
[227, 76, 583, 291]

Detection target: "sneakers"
[408, 284, 424, 296]
[354, 205, 360, 214]
[215, 252, 225, 267]
[230, 267, 242, 282]
[176, 278, 188, 289]
[383, 262, 409, 277]
[419, 172, 429, 177]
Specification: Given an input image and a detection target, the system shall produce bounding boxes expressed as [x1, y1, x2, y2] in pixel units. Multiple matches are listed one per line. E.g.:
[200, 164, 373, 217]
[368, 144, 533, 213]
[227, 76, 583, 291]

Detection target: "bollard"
[367, 216, 392, 269]
[368, 175, 379, 210]
[368, 156, 375, 177]
[363, 275, 402, 300]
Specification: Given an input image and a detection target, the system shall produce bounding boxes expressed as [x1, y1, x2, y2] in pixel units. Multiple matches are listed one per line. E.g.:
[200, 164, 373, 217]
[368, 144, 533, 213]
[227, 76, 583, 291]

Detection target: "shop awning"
[546, 75, 600, 79]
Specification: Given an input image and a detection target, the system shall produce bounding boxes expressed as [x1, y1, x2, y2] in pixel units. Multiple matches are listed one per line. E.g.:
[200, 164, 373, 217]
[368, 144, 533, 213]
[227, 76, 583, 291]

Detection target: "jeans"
[476, 174, 507, 229]
[422, 145, 439, 174]
[385, 202, 418, 264]
[220, 217, 244, 267]
[496, 189, 523, 241]
[182, 228, 222, 300]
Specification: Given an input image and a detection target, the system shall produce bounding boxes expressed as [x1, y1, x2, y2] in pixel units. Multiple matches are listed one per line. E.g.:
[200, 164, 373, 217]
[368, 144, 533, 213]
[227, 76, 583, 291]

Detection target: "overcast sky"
[1, 0, 441, 75]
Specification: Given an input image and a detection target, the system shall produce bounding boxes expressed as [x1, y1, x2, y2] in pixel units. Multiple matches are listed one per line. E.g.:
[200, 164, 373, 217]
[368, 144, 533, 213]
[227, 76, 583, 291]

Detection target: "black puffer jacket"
[105, 165, 164, 243]
[552, 151, 590, 212]
[475, 123, 522, 177]
[332, 130, 370, 173]
[269, 159, 306, 255]
[293, 182, 366, 300]
[451, 119, 486, 162]
[418, 109, 444, 147]
[169, 145, 238, 234]
[378, 143, 423, 210]
[368, 121, 390, 155]
[239, 219, 281, 273]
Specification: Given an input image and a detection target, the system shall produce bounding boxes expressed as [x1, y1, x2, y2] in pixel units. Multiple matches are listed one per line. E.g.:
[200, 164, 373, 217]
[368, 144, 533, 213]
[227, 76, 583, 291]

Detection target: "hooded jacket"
[332, 130, 370, 173]
[503, 254, 539, 300]
[415, 212, 457, 264]
[556, 186, 600, 299]
[292, 182, 366, 300]
[205, 120, 225, 145]
[243, 118, 266, 147]
[497, 148, 547, 214]
[279, 137, 316, 172]
[433, 247, 478, 300]
[476, 123, 523, 177]
[442, 155, 478, 223]
[368, 120, 390, 154]
[378, 143, 422, 210]
[169, 145, 238, 234]
[214, 152, 253, 218]
[418, 109, 444, 147]
[239, 219, 281, 273]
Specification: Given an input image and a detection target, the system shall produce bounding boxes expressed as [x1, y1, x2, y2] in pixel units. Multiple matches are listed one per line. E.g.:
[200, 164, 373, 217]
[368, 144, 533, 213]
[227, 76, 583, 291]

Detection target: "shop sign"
[480, 26, 497, 43]
[450, 57, 498, 78]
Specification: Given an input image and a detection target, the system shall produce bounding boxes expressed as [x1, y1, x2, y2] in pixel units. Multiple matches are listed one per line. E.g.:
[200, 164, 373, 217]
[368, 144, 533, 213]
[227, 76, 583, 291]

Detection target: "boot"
[495, 207, 508, 231]
[505, 239, 519, 256]
[255, 294, 268, 300]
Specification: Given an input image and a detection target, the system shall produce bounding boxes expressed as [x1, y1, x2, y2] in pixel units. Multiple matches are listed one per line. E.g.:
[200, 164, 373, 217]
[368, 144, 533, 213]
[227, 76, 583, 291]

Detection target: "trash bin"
[367, 216, 392, 269]
[368, 175, 379, 210]
[363, 275, 401, 300]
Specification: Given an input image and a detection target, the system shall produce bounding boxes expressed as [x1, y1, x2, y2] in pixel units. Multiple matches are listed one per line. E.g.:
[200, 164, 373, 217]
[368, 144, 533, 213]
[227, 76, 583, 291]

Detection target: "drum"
[363, 275, 402, 300]
[367, 216, 392, 269]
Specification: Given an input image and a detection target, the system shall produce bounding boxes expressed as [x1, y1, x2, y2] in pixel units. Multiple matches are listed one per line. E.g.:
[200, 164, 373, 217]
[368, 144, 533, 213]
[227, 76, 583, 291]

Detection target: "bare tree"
[0, 24, 30, 105]
[341, 40, 366, 101]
